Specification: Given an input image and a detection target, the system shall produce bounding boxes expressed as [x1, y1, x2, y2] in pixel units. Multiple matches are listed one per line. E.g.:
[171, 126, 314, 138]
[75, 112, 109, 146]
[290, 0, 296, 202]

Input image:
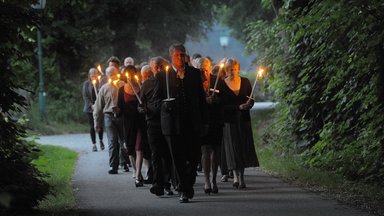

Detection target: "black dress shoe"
[108, 169, 118, 174]
[150, 185, 164, 196]
[238, 183, 246, 189]
[212, 185, 219, 194]
[179, 193, 189, 203]
[165, 188, 174, 195]
[164, 183, 174, 195]
[123, 164, 129, 172]
[99, 140, 105, 150]
[233, 182, 239, 189]
[135, 179, 144, 187]
[204, 188, 212, 195]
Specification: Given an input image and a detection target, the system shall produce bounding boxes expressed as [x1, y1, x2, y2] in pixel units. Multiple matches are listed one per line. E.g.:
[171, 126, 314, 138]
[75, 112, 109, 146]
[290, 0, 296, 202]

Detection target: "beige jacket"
[93, 80, 124, 128]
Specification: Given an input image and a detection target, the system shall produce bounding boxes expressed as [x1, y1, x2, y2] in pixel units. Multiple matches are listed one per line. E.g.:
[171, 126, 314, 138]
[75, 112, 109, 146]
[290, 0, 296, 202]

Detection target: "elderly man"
[154, 44, 208, 203]
[93, 66, 125, 174]
[140, 57, 174, 196]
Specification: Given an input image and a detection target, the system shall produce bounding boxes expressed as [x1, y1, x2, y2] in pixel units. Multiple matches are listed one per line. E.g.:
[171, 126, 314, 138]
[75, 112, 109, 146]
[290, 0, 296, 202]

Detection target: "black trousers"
[147, 121, 172, 188]
[87, 113, 103, 144]
[165, 129, 201, 196]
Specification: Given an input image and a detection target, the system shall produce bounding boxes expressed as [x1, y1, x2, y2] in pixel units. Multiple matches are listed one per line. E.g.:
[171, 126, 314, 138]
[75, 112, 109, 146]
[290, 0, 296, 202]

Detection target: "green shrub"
[246, 0, 384, 184]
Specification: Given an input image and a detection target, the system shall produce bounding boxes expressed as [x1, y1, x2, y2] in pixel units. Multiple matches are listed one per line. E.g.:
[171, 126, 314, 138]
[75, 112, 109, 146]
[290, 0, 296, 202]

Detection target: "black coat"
[154, 65, 208, 135]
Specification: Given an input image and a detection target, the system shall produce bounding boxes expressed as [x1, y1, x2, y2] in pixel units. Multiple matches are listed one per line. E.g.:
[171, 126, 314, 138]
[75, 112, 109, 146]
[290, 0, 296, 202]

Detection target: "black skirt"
[222, 111, 259, 170]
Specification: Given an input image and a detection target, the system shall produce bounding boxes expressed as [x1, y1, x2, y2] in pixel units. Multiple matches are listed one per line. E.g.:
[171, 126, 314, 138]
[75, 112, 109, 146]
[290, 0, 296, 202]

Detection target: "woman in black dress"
[118, 66, 148, 187]
[221, 58, 259, 189]
[197, 57, 224, 194]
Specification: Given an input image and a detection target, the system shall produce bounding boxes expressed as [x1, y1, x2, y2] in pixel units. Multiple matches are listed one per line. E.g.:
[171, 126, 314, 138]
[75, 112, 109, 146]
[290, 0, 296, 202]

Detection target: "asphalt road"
[36, 103, 371, 216]
[37, 132, 372, 216]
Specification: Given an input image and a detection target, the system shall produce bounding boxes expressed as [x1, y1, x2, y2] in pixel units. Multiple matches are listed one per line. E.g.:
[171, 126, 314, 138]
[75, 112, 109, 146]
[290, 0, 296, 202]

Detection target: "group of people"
[82, 43, 259, 203]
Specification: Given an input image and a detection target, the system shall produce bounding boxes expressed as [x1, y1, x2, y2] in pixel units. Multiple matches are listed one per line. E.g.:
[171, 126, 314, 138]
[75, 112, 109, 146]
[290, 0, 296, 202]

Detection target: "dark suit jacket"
[82, 80, 96, 113]
[154, 64, 208, 135]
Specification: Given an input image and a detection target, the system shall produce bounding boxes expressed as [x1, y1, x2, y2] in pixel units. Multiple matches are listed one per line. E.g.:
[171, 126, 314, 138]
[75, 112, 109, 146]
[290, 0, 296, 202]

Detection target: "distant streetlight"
[219, 29, 229, 56]
[32, 0, 46, 121]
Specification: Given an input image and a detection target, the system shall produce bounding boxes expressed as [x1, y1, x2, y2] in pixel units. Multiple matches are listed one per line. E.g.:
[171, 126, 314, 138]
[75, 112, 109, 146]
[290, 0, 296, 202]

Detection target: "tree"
[0, 0, 51, 212]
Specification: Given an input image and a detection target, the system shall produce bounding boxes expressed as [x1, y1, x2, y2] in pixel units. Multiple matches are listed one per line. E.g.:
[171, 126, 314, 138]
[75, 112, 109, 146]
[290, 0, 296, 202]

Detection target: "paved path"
[37, 133, 372, 216]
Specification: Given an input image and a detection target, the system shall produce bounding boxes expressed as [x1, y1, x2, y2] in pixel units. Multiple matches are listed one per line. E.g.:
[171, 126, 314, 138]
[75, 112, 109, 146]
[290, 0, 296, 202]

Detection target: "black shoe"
[197, 163, 202, 172]
[108, 169, 118, 174]
[212, 185, 219, 194]
[228, 170, 234, 178]
[238, 183, 246, 189]
[135, 179, 144, 187]
[123, 164, 129, 172]
[204, 188, 212, 195]
[233, 182, 239, 189]
[164, 187, 174, 195]
[221, 175, 228, 182]
[99, 140, 105, 150]
[150, 185, 164, 196]
[179, 193, 189, 203]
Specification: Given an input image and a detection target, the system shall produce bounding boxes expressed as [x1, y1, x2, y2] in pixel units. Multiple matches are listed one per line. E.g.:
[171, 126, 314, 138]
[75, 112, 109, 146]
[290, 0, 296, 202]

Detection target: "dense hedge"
[246, 0, 384, 184]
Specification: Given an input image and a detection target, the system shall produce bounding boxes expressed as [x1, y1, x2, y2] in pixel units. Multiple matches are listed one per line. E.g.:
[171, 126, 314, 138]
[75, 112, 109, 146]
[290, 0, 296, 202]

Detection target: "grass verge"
[251, 108, 384, 216]
[33, 145, 78, 213]
[27, 100, 88, 135]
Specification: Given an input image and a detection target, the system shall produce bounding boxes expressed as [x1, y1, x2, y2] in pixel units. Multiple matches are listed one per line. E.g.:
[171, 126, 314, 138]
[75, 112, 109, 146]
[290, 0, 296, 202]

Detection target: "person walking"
[82, 68, 105, 152]
[93, 66, 125, 174]
[154, 44, 208, 203]
[221, 58, 259, 189]
[118, 65, 148, 186]
[196, 57, 224, 194]
[140, 56, 174, 196]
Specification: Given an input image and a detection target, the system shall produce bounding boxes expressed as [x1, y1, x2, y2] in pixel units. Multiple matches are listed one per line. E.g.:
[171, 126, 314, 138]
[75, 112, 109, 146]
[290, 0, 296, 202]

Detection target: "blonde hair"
[225, 58, 240, 71]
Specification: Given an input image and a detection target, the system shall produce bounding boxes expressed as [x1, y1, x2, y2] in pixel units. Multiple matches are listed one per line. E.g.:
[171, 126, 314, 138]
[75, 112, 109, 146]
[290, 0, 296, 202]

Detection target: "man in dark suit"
[154, 44, 208, 203]
[140, 56, 174, 196]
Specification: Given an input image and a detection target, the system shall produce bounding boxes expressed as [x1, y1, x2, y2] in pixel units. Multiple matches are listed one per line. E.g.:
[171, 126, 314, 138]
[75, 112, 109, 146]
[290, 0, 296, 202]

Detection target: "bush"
[246, 0, 384, 184]
[0, 135, 51, 212]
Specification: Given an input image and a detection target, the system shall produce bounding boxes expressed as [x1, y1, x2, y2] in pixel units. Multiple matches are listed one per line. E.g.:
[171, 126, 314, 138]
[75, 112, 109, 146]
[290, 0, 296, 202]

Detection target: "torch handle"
[248, 76, 258, 100]
[211, 74, 220, 96]
[127, 79, 142, 104]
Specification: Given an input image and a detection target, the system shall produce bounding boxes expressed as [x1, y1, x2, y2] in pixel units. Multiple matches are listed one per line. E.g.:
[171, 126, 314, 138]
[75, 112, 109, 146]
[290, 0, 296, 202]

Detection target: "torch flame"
[165, 65, 169, 72]
[257, 68, 264, 78]
[98, 75, 101, 80]
[134, 75, 139, 81]
[92, 79, 97, 85]
[126, 72, 129, 79]
[97, 64, 102, 73]
[113, 80, 119, 85]
[108, 78, 112, 84]
[117, 74, 120, 79]
[219, 63, 224, 69]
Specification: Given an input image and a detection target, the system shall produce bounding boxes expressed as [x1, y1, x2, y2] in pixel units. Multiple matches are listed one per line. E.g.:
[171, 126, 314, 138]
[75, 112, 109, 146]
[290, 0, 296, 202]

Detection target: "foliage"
[0, 1, 52, 213]
[12, 0, 223, 132]
[216, 0, 275, 43]
[246, 0, 384, 185]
